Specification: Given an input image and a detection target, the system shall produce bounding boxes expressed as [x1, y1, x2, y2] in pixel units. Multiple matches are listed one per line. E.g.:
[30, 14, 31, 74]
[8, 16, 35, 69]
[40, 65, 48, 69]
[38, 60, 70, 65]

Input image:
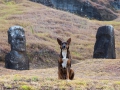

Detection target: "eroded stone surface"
[110, 0, 120, 10]
[30, 0, 117, 21]
[93, 25, 116, 59]
[5, 26, 29, 70]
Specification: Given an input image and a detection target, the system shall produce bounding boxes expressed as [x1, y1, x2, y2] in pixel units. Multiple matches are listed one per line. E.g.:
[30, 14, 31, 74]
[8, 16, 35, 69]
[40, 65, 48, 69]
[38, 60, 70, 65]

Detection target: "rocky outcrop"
[30, 0, 118, 21]
[29, 0, 53, 6]
[110, 0, 120, 10]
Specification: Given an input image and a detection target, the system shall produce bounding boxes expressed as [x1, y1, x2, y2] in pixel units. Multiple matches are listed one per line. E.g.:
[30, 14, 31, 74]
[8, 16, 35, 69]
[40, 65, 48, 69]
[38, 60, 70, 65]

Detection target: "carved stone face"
[94, 35, 110, 58]
[93, 25, 116, 59]
[8, 26, 26, 52]
[5, 26, 29, 70]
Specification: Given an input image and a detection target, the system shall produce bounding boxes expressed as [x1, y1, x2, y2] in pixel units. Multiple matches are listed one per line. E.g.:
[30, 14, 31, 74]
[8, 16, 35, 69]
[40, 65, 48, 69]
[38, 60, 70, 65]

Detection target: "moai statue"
[93, 25, 116, 59]
[5, 26, 29, 70]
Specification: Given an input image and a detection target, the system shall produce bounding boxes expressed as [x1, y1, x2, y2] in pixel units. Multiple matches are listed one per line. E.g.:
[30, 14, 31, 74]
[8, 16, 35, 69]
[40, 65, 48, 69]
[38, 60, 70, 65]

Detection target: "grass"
[0, 0, 120, 64]
[0, 0, 24, 30]
[0, 0, 120, 89]
[19, 85, 35, 90]
[0, 59, 120, 89]
[0, 0, 120, 61]
[0, 59, 120, 90]
[31, 76, 39, 82]
[0, 0, 97, 61]
[99, 21, 120, 29]
[1, 75, 120, 90]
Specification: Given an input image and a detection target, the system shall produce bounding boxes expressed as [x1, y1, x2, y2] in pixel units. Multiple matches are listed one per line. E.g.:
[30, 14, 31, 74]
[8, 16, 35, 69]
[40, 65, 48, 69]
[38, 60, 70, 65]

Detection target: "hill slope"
[0, 0, 120, 89]
[30, 0, 120, 20]
[0, 0, 120, 67]
[1, 59, 120, 89]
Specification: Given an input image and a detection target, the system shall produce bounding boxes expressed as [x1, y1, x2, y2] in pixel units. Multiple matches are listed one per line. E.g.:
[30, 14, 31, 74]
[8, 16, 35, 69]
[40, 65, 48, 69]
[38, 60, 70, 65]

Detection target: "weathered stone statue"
[93, 25, 116, 59]
[5, 26, 29, 70]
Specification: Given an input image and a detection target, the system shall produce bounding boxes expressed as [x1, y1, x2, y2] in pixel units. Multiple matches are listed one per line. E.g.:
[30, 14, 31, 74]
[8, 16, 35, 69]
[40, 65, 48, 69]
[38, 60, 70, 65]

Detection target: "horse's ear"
[67, 38, 71, 45]
[57, 38, 62, 45]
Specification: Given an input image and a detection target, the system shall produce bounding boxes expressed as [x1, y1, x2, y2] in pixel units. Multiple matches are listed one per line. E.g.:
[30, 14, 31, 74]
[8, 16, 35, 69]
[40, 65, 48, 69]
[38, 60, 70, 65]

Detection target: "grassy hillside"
[0, 0, 120, 67]
[0, 0, 120, 90]
[1, 59, 120, 89]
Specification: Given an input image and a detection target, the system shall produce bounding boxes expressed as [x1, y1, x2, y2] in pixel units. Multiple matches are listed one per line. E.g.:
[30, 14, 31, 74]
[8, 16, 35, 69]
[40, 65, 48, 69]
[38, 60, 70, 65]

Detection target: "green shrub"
[31, 76, 39, 82]
[20, 85, 34, 90]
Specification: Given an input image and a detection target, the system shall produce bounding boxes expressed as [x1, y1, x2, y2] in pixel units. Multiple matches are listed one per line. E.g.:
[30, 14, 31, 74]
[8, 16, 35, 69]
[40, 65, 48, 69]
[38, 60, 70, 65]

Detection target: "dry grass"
[0, 59, 120, 89]
[0, 1, 120, 89]
[2, 76, 120, 90]
[0, 0, 120, 65]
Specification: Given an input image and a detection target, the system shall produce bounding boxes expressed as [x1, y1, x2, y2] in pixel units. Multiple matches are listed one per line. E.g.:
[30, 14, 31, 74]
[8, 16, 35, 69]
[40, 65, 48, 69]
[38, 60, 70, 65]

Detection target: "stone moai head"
[5, 26, 29, 70]
[8, 26, 26, 52]
[93, 25, 116, 59]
